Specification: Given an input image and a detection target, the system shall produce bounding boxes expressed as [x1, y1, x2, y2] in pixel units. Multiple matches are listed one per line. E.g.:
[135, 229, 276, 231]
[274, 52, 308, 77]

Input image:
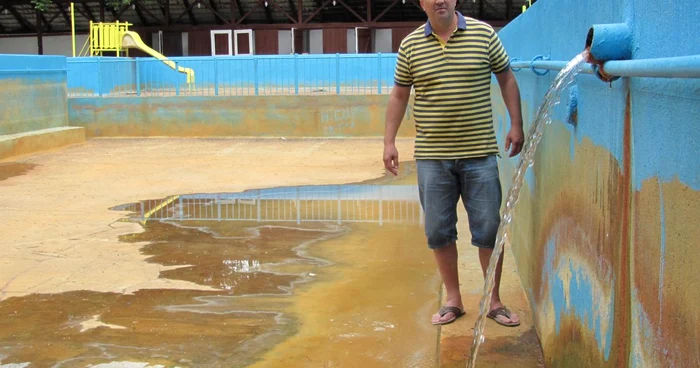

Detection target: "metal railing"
[67, 53, 399, 97]
[137, 185, 423, 226]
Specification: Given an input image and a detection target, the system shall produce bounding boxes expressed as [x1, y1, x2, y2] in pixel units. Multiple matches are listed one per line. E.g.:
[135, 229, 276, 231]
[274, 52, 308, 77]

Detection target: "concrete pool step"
[0, 126, 85, 160]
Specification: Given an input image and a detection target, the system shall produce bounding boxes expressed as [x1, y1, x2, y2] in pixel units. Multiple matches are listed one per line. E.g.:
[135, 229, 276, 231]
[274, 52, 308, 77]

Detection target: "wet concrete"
[0, 138, 542, 367]
[0, 185, 441, 367]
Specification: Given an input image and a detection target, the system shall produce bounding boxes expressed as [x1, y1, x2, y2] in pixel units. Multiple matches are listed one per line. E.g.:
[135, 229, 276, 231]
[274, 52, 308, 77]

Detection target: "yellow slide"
[121, 31, 195, 87]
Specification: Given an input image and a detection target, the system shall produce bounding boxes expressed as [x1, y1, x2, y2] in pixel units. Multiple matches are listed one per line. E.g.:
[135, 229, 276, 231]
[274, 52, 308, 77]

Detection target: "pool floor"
[0, 138, 542, 367]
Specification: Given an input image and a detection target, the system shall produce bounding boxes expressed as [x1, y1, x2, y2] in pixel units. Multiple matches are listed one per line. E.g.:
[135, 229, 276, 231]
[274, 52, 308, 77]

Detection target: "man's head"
[420, 0, 458, 24]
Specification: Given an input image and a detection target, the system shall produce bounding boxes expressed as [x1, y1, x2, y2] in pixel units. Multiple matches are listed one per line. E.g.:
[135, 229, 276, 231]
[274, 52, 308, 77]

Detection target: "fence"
[138, 184, 423, 226]
[67, 53, 399, 97]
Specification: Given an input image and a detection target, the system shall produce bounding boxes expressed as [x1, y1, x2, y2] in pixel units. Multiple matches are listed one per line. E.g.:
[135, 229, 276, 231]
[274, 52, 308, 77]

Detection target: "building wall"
[0, 27, 417, 57]
[492, 0, 700, 367]
[0, 34, 89, 56]
[373, 29, 392, 53]
[0, 55, 68, 136]
[309, 30, 323, 54]
[278, 30, 293, 54]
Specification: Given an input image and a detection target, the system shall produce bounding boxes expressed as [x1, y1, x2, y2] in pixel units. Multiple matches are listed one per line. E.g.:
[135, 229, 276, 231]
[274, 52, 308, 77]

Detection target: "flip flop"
[432, 305, 465, 325]
[487, 306, 520, 327]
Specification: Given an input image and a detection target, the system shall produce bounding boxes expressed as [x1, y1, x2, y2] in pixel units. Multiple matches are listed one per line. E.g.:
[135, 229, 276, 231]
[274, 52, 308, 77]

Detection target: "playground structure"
[71, 3, 195, 90]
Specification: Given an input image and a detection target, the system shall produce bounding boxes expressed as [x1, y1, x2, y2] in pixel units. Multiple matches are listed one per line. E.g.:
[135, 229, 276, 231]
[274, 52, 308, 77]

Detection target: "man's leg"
[416, 159, 464, 325]
[478, 247, 518, 325]
[459, 156, 519, 326]
[432, 242, 464, 324]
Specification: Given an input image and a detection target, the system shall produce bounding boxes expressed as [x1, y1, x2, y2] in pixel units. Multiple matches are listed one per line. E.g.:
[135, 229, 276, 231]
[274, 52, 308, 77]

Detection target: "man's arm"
[495, 68, 525, 157]
[383, 84, 412, 175]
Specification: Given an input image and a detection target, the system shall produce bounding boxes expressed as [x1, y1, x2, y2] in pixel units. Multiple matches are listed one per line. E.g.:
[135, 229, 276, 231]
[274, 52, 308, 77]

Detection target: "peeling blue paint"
[545, 233, 614, 360]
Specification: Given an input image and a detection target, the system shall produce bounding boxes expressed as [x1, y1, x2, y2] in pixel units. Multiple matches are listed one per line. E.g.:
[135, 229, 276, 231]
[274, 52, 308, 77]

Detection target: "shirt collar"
[424, 11, 467, 36]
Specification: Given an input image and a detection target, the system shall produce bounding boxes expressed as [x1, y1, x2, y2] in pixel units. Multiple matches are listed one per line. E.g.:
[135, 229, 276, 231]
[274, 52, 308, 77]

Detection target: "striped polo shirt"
[394, 13, 510, 159]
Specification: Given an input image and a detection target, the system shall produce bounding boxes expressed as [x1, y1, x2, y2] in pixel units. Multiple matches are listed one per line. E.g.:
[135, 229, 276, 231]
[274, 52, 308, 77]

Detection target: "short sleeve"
[488, 30, 510, 74]
[394, 41, 413, 86]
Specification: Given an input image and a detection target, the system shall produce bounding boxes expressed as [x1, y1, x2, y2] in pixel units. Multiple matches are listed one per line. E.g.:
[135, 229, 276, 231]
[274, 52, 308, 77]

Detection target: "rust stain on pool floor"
[0, 183, 441, 367]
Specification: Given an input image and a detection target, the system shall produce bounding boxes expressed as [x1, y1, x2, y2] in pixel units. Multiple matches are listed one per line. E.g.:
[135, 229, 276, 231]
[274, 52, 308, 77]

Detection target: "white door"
[210, 30, 233, 56]
[234, 30, 254, 55]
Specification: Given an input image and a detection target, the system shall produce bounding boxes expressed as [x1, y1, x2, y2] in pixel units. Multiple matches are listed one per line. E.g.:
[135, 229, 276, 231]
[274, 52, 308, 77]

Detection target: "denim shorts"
[416, 155, 502, 249]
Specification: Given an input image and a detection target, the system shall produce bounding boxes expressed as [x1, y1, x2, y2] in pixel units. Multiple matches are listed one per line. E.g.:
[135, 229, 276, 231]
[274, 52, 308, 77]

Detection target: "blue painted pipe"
[509, 55, 700, 79]
[585, 23, 633, 62]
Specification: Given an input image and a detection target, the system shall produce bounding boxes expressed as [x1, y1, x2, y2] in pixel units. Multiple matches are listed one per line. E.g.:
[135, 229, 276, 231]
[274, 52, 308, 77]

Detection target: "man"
[383, 0, 524, 327]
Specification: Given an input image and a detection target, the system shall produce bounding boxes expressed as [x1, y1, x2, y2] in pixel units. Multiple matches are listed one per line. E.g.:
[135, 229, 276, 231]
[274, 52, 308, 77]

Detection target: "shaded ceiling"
[0, 0, 533, 35]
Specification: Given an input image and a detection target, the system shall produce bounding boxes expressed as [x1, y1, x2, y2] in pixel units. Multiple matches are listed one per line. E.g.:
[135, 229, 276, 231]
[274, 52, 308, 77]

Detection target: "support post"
[136, 59, 141, 95]
[214, 59, 219, 95]
[36, 10, 43, 55]
[254, 57, 259, 95]
[377, 53, 382, 94]
[336, 53, 340, 94]
[294, 54, 299, 94]
[71, 3, 76, 57]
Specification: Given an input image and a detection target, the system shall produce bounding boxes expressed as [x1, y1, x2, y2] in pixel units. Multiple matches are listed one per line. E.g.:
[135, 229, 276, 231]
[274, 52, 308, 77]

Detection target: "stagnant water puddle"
[0, 171, 442, 367]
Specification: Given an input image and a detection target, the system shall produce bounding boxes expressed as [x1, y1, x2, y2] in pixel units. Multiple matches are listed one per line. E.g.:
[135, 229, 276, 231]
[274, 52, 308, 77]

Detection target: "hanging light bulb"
[264, 1, 268, 7]
[197, 2, 201, 9]
[332, 0, 336, 5]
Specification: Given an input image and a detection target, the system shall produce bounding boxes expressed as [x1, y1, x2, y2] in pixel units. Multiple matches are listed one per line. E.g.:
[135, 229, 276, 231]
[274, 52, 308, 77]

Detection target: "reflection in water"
[0, 183, 439, 367]
[225, 259, 262, 273]
[137, 184, 423, 226]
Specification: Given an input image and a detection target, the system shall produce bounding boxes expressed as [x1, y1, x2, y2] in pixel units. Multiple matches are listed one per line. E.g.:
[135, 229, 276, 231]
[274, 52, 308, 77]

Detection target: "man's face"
[420, 0, 457, 21]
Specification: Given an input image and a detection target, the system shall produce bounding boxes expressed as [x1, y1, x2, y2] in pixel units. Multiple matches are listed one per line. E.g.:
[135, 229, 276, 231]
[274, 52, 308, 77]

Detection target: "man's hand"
[383, 143, 399, 176]
[505, 125, 525, 157]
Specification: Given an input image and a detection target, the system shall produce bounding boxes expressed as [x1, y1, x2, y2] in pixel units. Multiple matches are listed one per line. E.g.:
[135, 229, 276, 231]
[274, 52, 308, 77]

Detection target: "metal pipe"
[510, 55, 700, 79]
[585, 23, 633, 62]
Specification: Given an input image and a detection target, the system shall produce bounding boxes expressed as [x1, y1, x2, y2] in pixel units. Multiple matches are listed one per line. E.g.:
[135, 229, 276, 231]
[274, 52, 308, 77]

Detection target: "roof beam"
[366, 0, 371, 22]
[182, 0, 198, 24]
[234, 0, 245, 20]
[81, 3, 95, 21]
[52, 0, 71, 26]
[481, 0, 502, 19]
[135, 0, 166, 25]
[202, 0, 227, 24]
[266, 0, 296, 24]
[133, 2, 149, 25]
[287, 0, 298, 22]
[7, 5, 35, 31]
[173, 0, 199, 24]
[336, 0, 366, 22]
[44, 8, 62, 28]
[235, 0, 262, 25]
[373, 0, 400, 22]
[263, 0, 274, 23]
[305, 0, 332, 23]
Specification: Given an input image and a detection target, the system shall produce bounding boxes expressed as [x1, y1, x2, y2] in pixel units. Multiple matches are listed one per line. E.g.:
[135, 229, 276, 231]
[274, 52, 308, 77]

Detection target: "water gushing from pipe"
[466, 50, 591, 368]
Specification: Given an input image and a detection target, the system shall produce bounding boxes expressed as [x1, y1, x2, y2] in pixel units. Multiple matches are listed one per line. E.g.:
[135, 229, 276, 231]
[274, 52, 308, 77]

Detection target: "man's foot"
[431, 303, 465, 325]
[487, 301, 520, 327]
